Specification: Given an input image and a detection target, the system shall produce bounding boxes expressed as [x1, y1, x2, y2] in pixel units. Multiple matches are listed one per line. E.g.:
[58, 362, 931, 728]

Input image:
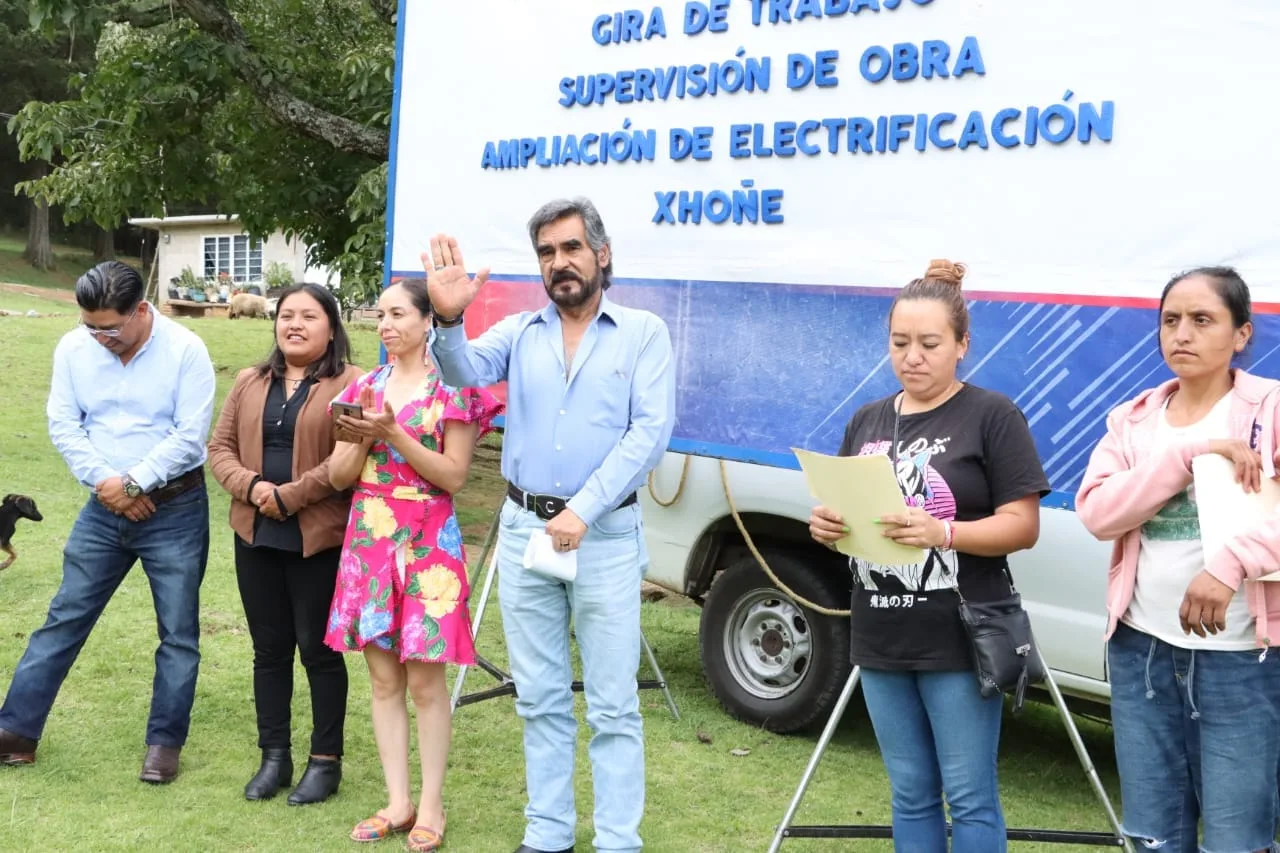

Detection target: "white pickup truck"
[640, 453, 1115, 733]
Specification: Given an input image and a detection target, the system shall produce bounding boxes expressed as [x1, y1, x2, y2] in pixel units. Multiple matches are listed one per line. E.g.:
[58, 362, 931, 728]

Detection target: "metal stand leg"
[450, 547, 507, 711]
[450, 510, 504, 712]
[1035, 645, 1132, 852]
[450, 497, 679, 718]
[769, 652, 1133, 851]
[641, 630, 680, 720]
[766, 666, 863, 853]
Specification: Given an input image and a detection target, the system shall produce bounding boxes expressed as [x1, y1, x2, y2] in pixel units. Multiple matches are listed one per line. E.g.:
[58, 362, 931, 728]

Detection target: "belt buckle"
[536, 495, 565, 520]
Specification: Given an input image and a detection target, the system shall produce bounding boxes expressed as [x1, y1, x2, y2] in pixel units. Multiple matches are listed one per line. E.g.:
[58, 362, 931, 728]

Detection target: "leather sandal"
[350, 810, 416, 843]
[406, 814, 446, 852]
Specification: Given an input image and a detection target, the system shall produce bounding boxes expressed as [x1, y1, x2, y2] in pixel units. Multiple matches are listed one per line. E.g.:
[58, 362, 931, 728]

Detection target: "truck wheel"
[700, 552, 851, 734]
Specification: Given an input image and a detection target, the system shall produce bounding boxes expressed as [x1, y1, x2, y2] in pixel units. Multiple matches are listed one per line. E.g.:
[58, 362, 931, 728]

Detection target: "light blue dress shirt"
[47, 312, 216, 491]
[431, 292, 675, 525]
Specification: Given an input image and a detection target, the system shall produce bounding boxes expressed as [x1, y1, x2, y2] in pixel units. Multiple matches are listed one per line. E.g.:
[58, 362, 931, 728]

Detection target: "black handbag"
[957, 583, 1045, 713]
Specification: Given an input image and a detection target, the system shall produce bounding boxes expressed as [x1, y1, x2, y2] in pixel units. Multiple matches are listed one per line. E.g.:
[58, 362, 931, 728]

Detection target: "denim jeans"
[1108, 622, 1280, 853]
[497, 498, 647, 853]
[0, 487, 209, 747]
[860, 668, 1007, 853]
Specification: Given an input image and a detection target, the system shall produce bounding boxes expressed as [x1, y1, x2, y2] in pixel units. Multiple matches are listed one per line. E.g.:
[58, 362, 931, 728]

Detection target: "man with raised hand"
[427, 198, 675, 853]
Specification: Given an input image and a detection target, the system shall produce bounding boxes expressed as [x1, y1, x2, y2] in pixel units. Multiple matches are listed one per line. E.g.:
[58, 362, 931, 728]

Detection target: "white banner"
[389, 0, 1280, 298]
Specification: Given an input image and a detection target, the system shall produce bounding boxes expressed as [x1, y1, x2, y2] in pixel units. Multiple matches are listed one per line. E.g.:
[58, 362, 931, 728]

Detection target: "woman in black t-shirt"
[809, 260, 1049, 853]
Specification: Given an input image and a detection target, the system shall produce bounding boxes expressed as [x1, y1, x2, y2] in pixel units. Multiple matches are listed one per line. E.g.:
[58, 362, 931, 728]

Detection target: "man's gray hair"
[527, 197, 613, 289]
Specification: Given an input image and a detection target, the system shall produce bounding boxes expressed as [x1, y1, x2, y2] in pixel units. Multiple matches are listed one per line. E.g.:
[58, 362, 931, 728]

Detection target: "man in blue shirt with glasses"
[428, 198, 675, 853]
[0, 261, 215, 785]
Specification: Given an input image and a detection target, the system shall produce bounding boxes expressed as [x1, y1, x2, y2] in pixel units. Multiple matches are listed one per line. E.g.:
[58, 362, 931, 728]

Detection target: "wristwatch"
[433, 311, 464, 328]
[121, 473, 143, 499]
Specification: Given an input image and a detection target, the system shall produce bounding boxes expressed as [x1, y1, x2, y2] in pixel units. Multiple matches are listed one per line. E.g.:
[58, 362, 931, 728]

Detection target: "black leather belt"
[507, 484, 636, 522]
[150, 468, 204, 503]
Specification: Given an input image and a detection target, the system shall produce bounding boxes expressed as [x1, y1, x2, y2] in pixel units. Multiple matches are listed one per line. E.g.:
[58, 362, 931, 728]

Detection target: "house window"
[203, 235, 264, 282]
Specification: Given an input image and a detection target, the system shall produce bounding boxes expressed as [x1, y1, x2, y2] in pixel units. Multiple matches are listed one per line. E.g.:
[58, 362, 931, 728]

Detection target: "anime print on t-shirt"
[853, 435, 958, 597]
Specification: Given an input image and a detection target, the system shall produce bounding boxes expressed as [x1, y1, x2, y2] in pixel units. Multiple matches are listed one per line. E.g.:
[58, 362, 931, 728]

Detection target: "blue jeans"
[1108, 622, 1280, 853]
[860, 668, 1007, 853]
[0, 487, 209, 747]
[497, 498, 647, 853]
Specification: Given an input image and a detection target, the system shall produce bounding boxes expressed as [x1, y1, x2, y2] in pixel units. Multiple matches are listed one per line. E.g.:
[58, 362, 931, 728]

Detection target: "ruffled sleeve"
[438, 383, 504, 441]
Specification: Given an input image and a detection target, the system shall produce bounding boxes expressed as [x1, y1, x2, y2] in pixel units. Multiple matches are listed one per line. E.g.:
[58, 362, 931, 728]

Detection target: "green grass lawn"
[0, 235, 144, 292]
[0, 288, 1127, 851]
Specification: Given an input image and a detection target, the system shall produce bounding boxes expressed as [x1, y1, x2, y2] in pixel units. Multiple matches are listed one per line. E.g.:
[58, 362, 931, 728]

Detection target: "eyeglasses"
[81, 302, 141, 338]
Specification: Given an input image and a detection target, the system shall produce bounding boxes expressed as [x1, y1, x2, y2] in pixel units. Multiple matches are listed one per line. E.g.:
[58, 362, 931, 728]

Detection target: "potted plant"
[264, 261, 294, 298]
[178, 267, 203, 301]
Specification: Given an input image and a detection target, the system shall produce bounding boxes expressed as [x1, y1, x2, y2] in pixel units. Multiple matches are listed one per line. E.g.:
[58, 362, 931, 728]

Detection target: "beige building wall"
[154, 223, 307, 304]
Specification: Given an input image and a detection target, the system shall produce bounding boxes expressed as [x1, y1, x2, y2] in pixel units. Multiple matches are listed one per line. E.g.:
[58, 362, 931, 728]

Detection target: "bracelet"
[433, 311, 464, 328]
[941, 520, 954, 550]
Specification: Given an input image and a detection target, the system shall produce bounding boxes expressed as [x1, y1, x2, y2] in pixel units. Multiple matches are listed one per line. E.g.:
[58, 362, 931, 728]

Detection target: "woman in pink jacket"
[1076, 267, 1280, 853]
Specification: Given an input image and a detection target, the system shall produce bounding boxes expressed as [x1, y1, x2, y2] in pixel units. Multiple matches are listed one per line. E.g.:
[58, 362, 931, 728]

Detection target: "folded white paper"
[1192, 454, 1280, 582]
[522, 531, 579, 582]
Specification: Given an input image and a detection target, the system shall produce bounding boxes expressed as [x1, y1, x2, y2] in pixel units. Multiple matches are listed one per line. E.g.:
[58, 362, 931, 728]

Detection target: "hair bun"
[923, 259, 966, 287]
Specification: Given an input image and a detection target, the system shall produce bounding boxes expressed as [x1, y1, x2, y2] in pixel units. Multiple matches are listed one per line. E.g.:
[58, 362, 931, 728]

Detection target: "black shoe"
[287, 756, 341, 805]
[244, 748, 293, 800]
[513, 846, 575, 853]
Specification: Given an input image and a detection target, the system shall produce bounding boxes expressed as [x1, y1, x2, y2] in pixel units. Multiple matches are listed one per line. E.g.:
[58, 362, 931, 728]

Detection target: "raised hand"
[422, 233, 489, 320]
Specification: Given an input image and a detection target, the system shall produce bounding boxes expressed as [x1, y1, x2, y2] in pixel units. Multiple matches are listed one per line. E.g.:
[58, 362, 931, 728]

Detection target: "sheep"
[228, 292, 268, 319]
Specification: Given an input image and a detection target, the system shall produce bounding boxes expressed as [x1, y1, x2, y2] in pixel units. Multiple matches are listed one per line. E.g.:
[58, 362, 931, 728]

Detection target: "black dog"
[0, 494, 42, 571]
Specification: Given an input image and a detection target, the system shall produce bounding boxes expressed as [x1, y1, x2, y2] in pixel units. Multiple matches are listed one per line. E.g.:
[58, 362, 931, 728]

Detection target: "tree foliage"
[12, 0, 395, 305]
[0, 0, 95, 241]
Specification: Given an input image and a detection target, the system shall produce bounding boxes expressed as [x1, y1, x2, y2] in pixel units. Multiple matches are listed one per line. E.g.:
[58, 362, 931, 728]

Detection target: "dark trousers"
[233, 538, 347, 756]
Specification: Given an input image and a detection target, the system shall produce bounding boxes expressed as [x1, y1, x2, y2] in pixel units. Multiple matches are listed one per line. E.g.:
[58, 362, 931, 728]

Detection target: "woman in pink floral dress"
[326, 279, 501, 851]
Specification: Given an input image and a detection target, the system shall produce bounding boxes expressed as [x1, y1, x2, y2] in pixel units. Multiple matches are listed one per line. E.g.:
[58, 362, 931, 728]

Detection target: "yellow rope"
[717, 460, 851, 617]
[645, 455, 691, 507]
[647, 455, 852, 616]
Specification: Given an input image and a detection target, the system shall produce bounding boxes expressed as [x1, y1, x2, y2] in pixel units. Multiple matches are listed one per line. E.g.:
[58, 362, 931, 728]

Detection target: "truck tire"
[699, 551, 852, 734]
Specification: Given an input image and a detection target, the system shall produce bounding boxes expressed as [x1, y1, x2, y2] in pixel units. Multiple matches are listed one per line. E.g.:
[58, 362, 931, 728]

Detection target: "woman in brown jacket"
[208, 282, 362, 806]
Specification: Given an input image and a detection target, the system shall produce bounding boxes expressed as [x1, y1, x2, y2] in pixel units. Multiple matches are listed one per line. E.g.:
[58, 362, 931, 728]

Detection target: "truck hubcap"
[724, 588, 813, 700]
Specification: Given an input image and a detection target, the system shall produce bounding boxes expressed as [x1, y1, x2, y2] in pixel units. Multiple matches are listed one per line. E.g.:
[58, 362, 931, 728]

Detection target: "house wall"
[156, 224, 307, 303]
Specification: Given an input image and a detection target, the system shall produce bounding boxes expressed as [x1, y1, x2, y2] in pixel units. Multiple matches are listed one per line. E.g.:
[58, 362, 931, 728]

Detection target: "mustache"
[551, 270, 583, 285]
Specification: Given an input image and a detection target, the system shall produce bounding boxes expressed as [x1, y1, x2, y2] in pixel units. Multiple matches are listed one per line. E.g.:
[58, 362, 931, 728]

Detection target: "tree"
[1, 0, 97, 270]
[91, 223, 113, 260]
[22, 163, 54, 269]
[13, 0, 395, 306]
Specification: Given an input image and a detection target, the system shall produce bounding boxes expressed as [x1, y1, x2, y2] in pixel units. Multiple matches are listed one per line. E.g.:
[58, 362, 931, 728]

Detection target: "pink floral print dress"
[323, 361, 502, 664]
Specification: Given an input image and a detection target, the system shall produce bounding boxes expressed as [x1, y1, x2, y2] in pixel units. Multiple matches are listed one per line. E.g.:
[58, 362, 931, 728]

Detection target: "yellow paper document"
[1192, 454, 1280, 582]
[792, 448, 926, 566]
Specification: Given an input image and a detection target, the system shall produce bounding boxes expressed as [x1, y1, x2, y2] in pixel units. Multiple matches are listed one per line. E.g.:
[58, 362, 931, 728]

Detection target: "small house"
[128, 214, 335, 316]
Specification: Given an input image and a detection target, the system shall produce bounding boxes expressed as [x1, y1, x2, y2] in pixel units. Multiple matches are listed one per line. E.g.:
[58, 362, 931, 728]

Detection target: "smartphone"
[332, 401, 364, 420]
